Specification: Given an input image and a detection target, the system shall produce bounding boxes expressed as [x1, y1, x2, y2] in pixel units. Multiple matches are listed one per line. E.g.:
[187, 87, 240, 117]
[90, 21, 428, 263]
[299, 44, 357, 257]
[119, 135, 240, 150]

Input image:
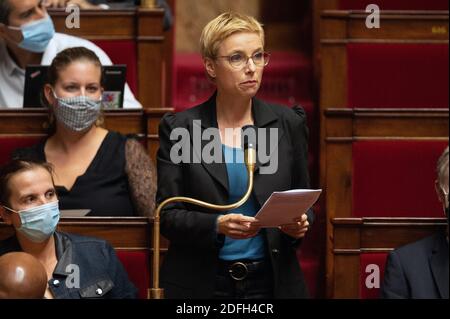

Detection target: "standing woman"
[13, 47, 156, 217]
[157, 12, 313, 298]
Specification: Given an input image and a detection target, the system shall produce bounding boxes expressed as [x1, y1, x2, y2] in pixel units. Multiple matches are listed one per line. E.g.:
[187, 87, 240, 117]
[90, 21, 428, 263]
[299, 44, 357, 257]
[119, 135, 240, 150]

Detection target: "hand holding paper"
[254, 189, 322, 228]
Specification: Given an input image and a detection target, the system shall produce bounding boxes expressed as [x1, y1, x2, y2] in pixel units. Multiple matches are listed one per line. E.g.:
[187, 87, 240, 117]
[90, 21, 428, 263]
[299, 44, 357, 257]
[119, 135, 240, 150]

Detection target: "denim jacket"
[0, 231, 137, 299]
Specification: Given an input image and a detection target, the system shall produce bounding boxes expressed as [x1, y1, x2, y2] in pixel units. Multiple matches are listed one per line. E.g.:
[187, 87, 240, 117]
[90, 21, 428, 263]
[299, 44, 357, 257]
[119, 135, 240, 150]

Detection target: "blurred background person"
[381, 146, 449, 299]
[0, 0, 141, 108]
[13, 47, 156, 217]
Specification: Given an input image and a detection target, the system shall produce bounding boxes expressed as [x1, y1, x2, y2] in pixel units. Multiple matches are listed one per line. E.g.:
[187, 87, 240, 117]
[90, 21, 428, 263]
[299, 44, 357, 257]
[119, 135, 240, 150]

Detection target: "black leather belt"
[218, 259, 268, 281]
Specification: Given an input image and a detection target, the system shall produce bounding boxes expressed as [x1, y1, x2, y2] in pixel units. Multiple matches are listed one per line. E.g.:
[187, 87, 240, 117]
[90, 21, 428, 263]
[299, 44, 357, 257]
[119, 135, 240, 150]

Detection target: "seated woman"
[13, 47, 156, 217]
[0, 159, 137, 299]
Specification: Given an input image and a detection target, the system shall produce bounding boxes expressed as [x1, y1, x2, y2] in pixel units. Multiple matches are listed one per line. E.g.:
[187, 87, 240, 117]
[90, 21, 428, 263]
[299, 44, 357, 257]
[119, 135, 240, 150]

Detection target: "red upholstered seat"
[360, 252, 388, 299]
[93, 40, 138, 96]
[352, 140, 448, 217]
[347, 43, 449, 108]
[173, 53, 214, 111]
[116, 250, 150, 299]
[339, 0, 449, 10]
[0, 136, 42, 166]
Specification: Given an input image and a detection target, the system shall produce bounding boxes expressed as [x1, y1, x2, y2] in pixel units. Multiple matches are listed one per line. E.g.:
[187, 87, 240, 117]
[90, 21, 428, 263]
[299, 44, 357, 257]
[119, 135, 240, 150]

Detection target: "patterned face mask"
[52, 91, 102, 132]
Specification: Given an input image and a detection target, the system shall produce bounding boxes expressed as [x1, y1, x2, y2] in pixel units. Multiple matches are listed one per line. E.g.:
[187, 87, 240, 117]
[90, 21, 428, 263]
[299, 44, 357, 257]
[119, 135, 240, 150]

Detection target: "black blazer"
[156, 93, 312, 298]
[381, 232, 449, 299]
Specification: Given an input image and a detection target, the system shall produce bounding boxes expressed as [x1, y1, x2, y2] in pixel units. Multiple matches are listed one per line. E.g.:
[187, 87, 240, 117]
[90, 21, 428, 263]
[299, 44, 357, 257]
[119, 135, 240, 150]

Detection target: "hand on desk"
[217, 214, 261, 240]
[279, 213, 310, 239]
[44, 0, 102, 9]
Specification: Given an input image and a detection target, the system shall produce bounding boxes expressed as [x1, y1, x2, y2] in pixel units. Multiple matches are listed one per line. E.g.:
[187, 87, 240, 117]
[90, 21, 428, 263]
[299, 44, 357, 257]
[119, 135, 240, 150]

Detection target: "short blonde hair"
[200, 12, 264, 60]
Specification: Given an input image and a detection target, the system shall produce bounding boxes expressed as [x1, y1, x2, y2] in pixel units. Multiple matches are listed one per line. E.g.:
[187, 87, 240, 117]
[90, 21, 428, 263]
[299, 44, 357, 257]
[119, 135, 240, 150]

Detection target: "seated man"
[381, 146, 449, 299]
[0, 0, 141, 108]
[0, 159, 138, 299]
[0, 252, 47, 299]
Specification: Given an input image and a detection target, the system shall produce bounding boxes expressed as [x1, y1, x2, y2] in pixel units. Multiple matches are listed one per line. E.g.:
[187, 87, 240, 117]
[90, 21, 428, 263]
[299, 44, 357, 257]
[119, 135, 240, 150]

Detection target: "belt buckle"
[229, 262, 248, 281]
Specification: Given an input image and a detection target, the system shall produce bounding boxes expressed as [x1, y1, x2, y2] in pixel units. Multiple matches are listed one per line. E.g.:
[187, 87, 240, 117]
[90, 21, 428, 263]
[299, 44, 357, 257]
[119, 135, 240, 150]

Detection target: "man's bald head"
[0, 252, 47, 299]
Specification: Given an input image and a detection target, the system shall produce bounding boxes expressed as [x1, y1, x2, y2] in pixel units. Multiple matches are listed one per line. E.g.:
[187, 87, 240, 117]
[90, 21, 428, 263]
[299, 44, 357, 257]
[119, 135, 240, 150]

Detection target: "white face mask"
[52, 91, 102, 132]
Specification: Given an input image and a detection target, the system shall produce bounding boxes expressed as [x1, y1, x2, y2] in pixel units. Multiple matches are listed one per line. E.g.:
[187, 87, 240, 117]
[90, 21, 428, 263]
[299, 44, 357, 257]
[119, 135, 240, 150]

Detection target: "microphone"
[241, 125, 257, 173]
[149, 125, 258, 299]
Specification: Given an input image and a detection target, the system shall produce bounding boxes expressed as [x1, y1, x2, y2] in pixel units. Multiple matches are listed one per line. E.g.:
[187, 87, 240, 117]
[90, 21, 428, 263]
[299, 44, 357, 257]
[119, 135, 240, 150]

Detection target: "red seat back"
[116, 250, 150, 299]
[352, 140, 448, 217]
[0, 136, 43, 166]
[347, 43, 449, 108]
[360, 252, 388, 299]
[93, 40, 138, 96]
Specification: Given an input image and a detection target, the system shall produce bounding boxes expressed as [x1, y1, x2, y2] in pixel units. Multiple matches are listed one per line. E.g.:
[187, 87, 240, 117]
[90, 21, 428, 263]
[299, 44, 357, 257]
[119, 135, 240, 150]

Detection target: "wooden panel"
[334, 254, 360, 298]
[58, 217, 150, 249]
[322, 11, 449, 42]
[325, 141, 352, 297]
[325, 108, 449, 138]
[51, 9, 136, 39]
[0, 109, 145, 136]
[137, 9, 165, 109]
[145, 108, 173, 163]
[320, 45, 348, 109]
[331, 217, 447, 297]
[0, 217, 169, 249]
[334, 220, 361, 249]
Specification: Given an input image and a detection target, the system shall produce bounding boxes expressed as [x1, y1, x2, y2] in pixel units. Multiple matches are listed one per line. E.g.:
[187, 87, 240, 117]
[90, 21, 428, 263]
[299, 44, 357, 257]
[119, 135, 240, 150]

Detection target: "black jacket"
[381, 232, 449, 299]
[0, 232, 137, 299]
[156, 93, 312, 298]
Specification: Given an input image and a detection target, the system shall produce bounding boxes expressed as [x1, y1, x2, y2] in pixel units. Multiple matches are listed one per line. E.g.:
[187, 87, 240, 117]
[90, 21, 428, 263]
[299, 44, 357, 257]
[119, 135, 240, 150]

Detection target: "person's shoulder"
[160, 99, 210, 129]
[53, 33, 92, 47]
[390, 232, 443, 259]
[255, 98, 307, 127]
[52, 33, 108, 59]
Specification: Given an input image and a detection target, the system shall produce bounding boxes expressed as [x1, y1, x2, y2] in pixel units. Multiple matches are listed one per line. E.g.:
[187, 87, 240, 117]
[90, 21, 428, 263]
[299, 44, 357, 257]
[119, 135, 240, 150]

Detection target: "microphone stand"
[148, 146, 257, 299]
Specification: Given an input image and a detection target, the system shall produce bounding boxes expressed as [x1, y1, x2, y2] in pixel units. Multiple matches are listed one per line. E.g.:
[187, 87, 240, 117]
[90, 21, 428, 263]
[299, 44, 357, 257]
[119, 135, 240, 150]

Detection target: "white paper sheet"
[254, 189, 321, 227]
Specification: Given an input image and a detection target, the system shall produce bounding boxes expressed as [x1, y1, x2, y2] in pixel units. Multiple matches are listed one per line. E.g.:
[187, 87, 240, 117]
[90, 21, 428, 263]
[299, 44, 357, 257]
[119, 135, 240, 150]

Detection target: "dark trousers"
[213, 259, 273, 299]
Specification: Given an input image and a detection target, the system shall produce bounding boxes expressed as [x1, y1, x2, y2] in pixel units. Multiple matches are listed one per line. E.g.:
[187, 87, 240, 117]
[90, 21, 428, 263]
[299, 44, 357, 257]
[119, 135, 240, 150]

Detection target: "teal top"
[218, 144, 265, 261]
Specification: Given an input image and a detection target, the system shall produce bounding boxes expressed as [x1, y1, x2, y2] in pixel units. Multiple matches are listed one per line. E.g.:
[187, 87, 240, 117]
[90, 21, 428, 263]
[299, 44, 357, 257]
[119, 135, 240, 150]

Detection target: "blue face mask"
[3, 201, 60, 243]
[7, 14, 55, 53]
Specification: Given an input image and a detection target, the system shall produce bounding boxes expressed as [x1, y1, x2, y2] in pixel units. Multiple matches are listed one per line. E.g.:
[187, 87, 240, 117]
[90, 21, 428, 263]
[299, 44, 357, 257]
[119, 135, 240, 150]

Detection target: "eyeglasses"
[216, 52, 270, 69]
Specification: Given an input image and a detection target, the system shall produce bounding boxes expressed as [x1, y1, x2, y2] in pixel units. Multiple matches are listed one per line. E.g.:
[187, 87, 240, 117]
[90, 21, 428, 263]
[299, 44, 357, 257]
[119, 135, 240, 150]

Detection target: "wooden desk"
[0, 216, 168, 253]
[0, 108, 144, 135]
[332, 217, 447, 298]
[0, 108, 173, 162]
